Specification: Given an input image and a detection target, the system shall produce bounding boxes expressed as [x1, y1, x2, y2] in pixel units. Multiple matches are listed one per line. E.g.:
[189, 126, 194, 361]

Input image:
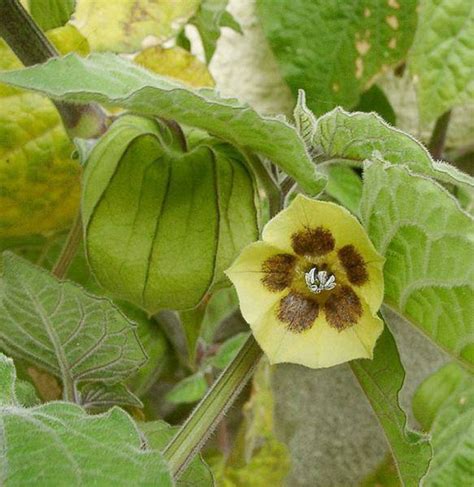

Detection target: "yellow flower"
[226, 194, 385, 369]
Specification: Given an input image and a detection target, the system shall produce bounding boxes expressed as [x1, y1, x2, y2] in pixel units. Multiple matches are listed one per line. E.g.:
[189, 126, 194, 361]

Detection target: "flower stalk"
[163, 334, 262, 478]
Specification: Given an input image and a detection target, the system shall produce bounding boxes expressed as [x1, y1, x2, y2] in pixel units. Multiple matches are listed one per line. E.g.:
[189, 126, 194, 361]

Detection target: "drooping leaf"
[74, 0, 200, 52]
[0, 353, 173, 486]
[165, 372, 208, 405]
[191, 0, 242, 63]
[135, 45, 214, 88]
[82, 115, 258, 312]
[257, 0, 417, 114]
[0, 25, 88, 238]
[0, 253, 146, 397]
[141, 420, 215, 486]
[413, 364, 474, 486]
[29, 0, 75, 31]
[312, 108, 474, 191]
[351, 326, 431, 486]
[360, 161, 474, 367]
[409, 0, 474, 122]
[0, 53, 325, 195]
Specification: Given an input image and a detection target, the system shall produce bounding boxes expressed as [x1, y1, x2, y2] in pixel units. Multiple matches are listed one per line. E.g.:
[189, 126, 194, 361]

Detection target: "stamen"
[305, 266, 337, 293]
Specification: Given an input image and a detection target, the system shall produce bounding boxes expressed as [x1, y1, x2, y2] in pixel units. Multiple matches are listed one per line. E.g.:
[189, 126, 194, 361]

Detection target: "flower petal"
[225, 241, 294, 324]
[251, 293, 383, 369]
[262, 194, 384, 312]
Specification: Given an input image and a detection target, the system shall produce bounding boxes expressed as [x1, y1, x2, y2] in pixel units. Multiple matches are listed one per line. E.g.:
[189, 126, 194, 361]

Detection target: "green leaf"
[200, 287, 239, 343]
[29, 0, 75, 31]
[257, 0, 417, 114]
[191, 0, 241, 63]
[354, 85, 396, 125]
[409, 0, 474, 122]
[208, 332, 249, 369]
[360, 162, 474, 367]
[141, 420, 214, 486]
[351, 326, 431, 486]
[74, 0, 200, 52]
[325, 165, 362, 216]
[0, 252, 146, 399]
[312, 108, 474, 191]
[82, 115, 258, 312]
[0, 53, 325, 195]
[80, 383, 143, 411]
[165, 372, 208, 405]
[0, 353, 173, 486]
[413, 364, 474, 486]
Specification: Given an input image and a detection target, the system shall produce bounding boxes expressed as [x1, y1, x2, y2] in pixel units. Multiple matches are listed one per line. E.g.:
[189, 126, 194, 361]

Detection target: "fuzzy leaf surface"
[361, 162, 474, 367]
[0, 253, 146, 390]
[0, 53, 325, 194]
[0, 353, 172, 486]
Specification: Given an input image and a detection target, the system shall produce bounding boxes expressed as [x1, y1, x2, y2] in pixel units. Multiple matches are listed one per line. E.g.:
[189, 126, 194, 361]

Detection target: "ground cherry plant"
[0, 0, 472, 486]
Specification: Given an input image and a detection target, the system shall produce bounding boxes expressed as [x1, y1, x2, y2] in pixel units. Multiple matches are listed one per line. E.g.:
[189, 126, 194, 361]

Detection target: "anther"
[305, 267, 336, 293]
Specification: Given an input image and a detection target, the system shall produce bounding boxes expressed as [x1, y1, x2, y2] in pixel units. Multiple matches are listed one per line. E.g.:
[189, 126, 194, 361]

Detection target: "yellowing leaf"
[0, 25, 88, 238]
[135, 46, 214, 88]
[74, 0, 200, 52]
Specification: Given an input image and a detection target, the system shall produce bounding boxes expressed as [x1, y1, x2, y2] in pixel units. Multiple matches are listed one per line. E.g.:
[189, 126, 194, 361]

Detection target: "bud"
[82, 115, 258, 312]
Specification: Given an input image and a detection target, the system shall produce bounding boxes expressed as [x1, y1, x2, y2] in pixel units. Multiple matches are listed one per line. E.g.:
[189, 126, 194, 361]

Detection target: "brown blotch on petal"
[338, 245, 369, 285]
[261, 253, 296, 292]
[291, 226, 335, 256]
[324, 285, 362, 331]
[278, 292, 319, 333]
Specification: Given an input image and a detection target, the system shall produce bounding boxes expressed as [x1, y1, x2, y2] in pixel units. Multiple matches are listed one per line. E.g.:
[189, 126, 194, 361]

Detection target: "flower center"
[304, 266, 336, 294]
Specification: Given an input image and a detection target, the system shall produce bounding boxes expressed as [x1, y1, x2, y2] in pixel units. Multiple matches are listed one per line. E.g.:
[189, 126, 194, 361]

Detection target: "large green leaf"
[360, 162, 474, 367]
[0, 53, 325, 195]
[29, 0, 75, 31]
[312, 108, 474, 191]
[82, 115, 258, 312]
[0, 253, 146, 400]
[351, 326, 431, 486]
[413, 364, 474, 486]
[409, 0, 474, 122]
[0, 353, 173, 486]
[74, 0, 200, 52]
[257, 0, 417, 114]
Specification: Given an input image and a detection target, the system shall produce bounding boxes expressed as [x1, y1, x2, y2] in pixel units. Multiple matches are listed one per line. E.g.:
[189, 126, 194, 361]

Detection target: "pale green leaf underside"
[361, 162, 474, 367]
[257, 0, 417, 114]
[0, 53, 324, 195]
[351, 326, 431, 487]
[413, 364, 474, 486]
[409, 0, 474, 122]
[313, 108, 474, 192]
[0, 253, 146, 388]
[0, 354, 173, 486]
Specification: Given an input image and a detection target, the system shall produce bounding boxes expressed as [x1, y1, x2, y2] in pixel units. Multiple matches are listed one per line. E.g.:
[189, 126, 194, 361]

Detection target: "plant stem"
[0, 0, 108, 139]
[163, 334, 262, 478]
[52, 213, 83, 279]
[428, 110, 451, 160]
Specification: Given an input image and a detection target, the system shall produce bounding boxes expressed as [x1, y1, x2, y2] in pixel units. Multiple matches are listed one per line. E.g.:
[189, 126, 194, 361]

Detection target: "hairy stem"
[0, 0, 108, 138]
[428, 110, 451, 160]
[163, 335, 262, 478]
[52, 213, 83, 280]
